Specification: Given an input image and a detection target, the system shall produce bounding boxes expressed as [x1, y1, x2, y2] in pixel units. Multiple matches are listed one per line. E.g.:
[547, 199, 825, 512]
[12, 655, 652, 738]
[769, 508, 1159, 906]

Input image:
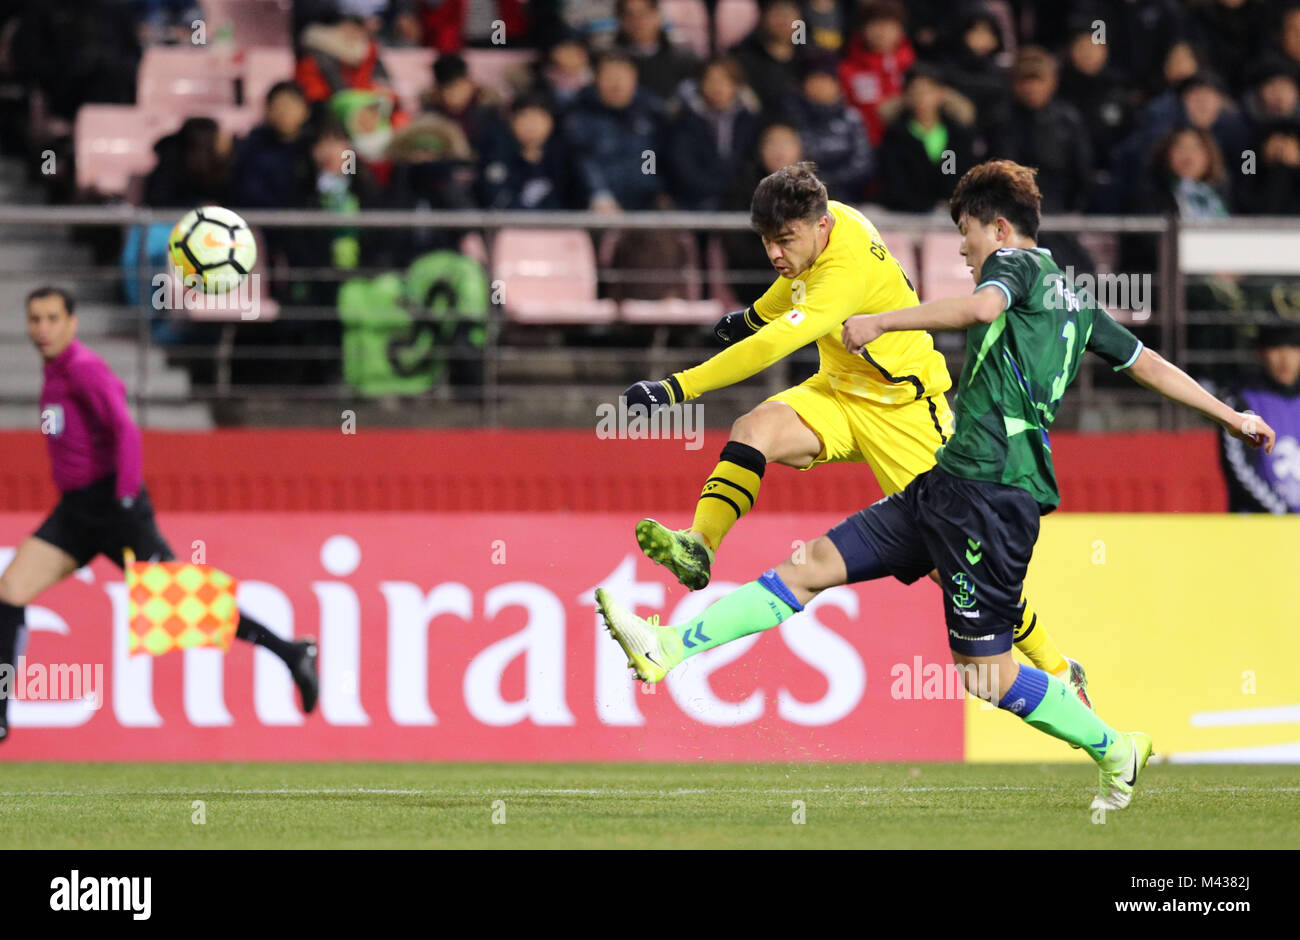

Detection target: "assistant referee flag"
[124, 548, 240, 655]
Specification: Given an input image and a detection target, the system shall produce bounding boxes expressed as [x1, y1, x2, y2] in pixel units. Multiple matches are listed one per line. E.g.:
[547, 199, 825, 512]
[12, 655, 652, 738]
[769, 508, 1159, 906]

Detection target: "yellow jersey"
[673, 201, 951, 405]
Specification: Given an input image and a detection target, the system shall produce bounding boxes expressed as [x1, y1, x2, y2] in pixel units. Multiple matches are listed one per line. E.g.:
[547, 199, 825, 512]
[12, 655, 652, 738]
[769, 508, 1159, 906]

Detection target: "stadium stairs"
[0, 156, 211, 430]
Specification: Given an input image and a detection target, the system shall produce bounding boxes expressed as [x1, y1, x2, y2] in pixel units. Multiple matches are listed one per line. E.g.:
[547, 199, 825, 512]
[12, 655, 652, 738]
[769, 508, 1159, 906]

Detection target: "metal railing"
[0, 205, 1293, 431]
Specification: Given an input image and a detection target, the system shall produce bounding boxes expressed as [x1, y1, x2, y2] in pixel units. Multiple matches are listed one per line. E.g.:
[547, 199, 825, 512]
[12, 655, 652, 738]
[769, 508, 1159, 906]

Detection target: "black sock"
[235, 610, 298, 664]
[0, 602, 24, 724]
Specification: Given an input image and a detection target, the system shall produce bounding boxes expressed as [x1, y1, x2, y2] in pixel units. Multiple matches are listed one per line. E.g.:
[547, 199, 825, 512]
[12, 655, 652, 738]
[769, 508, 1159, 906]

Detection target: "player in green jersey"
[594, 160, 1276, 811]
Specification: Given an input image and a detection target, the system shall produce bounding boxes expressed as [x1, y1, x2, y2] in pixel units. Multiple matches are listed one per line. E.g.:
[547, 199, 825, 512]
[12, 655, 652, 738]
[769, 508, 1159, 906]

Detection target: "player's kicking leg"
[637, 400, 820, 590]
[0, 537, 81, 743]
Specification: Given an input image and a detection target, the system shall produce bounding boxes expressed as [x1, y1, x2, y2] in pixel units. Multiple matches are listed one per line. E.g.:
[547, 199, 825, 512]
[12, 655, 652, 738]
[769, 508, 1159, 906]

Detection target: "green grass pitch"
[1, 762, 1295, 849]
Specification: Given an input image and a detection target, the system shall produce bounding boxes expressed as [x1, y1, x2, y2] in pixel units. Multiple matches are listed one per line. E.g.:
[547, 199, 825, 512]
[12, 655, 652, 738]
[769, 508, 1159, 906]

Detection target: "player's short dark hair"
[750, 161, 829, 238]
[594, 47, 636, 71]
[948, 160, 1043, 239]
[25, 285, 75, 316]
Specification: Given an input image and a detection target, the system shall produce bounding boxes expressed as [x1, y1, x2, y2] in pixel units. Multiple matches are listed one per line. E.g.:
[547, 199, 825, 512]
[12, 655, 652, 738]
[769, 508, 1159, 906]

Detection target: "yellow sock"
[1012, 595, 1069, 676]
[691, 441, 766, 551]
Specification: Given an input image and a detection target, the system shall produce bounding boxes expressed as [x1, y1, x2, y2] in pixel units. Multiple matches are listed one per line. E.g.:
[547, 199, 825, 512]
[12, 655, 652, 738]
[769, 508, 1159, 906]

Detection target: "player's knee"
[728, 410, 769, 451]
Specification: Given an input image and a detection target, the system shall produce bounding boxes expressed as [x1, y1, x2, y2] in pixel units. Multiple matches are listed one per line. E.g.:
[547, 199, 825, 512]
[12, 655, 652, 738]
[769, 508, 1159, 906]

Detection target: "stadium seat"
[209, 106, 263, 138]
[661, 0, 712, 58]
[919, 232, 971, 302]
[620, 298, 724, 323]
[876, 230, 917, 285]
[199, 0, 292, 48]
[380, 48, 436, 114]
[74, 106, 183, 196]
[492, 229, 618, 323]
[242, 47, 296, 110]
[462, 48, 536, 100]
[715, 0, 759, 49]
[137, 47, 239, 112]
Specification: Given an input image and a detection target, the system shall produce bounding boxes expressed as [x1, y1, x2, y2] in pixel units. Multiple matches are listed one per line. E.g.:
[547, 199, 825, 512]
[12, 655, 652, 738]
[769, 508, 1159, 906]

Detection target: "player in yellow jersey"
[618, 162, 1089, 702]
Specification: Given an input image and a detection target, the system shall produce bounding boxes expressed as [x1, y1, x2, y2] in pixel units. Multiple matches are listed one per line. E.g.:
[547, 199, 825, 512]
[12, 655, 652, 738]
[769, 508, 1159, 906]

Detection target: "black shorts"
[33, 476, 175, 569]
[829, 466, 1040, 656]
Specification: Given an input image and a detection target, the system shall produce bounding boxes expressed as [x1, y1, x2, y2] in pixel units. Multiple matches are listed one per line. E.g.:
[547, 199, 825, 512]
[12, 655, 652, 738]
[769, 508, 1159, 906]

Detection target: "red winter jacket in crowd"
[838, 34, 915, 146]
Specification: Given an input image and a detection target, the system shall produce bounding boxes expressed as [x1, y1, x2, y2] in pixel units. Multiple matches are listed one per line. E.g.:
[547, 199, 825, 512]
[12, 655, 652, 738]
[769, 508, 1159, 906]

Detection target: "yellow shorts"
[766, 372, 955, 495]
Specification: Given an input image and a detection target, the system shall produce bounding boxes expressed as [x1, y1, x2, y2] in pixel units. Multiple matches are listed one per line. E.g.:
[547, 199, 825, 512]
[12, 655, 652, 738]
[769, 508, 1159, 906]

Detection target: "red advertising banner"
[0, 513, 962, 762]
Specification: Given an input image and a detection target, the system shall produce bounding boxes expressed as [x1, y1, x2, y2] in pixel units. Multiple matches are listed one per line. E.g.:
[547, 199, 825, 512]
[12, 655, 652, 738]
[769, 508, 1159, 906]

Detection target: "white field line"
[0, 785, 1296, 798]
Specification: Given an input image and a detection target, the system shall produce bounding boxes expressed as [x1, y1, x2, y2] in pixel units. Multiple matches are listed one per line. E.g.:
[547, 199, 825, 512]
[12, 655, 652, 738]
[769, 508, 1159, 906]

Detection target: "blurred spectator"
[398, 0, 531, 52]
[615, 0, 697, 102]
[789, 55, 873, 201]
[137, 0, 201, 45]
[838, 0, 914, 147]
[731, 0, 805, 116]
[1108, 72, 1251, 210]
[664, 57, 762, 211]
[806, 0, 845, 52]
[878, 64, 975, 212]
[143, 117, 233, 208]
[1242, 59, 1300, 129]
[1057, 22, 1133, 173]
[230, 82, 314, 209]
[933, 4, 1005, 150]
[557, 0, 621, 50]
[990, 47, 1092, 213]
[1191, 0, 1272, 95]
[1236, 120, 1300, 214]
[530, 33, 594, 112]
[720, 121, 803, 302]
[562, 49, 665, 210]
[421, 52, 493, 154]
[1220, 321, 1300, 513]
[10, 0, 140, 121]
[1277, 3, 1300, 71]
[477, 92, 574, 208]
[1151, 39, 1203, 99]
[1136, 125, 1231, 217]
[295, 14, 400, 110]
[1056, 0, 1189, 97]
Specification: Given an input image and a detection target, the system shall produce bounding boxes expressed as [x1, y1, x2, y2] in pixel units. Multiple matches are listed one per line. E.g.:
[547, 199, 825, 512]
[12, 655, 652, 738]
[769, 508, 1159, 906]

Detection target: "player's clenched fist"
[621, 378, 681, 410]
[713, 307, 762, 345]
[841, 314, 886, 356]
[1231, 411, 1277, 452]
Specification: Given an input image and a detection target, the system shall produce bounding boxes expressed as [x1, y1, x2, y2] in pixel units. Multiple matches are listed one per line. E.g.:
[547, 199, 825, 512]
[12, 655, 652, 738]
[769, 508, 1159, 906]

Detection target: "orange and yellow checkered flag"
[124, 548, 240, 656]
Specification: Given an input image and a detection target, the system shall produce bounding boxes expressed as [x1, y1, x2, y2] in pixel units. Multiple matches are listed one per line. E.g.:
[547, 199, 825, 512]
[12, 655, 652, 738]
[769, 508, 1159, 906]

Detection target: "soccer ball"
[168, 206, 257, 294]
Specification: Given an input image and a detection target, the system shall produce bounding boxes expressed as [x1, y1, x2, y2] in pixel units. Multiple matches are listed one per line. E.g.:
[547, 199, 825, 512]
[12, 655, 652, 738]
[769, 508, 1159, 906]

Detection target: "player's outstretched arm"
[841, 287, 1004, 354]
[1125, 347, 1276, 453]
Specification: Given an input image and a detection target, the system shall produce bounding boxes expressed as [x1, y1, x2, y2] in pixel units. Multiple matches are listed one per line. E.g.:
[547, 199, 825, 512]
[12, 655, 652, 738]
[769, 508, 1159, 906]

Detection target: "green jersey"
[934, 246, 1143, 512]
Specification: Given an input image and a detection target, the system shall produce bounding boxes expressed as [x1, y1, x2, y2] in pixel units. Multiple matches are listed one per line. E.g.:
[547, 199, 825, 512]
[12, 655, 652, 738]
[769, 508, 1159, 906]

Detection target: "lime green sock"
[675, 574, 800, 662]
[1022, 675, 1128, 768]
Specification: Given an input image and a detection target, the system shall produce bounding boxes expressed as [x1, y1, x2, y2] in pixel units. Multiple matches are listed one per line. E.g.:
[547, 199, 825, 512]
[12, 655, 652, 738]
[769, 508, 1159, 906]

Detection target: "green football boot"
[635, 518, 715, 590]
[595, 588, 685, 683]
[1090, 731, 1154, 811]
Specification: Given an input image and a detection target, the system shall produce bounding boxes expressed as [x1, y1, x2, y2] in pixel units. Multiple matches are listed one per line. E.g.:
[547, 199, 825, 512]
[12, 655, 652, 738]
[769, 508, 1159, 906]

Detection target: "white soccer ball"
[167, 205, 257, 294]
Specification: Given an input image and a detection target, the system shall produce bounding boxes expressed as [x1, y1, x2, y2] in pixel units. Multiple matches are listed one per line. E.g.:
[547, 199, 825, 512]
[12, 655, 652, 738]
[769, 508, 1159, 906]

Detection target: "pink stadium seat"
[463, 48, 536, 100]
[493, 229, 618, 323]
[920, 232, 973, 302]
[138, 47, 239, 111]
[620, 298, 724, 323]
[661, 0, 712, 58]
[716, 0, 759, 49]
[242, 47, 296, 109]
[379, 48, 436, 114]
[875, 230, 917, 285]
[74, 105, 183, 196]
[209, 106, 263, 138]
[199, 0, 292, 47]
